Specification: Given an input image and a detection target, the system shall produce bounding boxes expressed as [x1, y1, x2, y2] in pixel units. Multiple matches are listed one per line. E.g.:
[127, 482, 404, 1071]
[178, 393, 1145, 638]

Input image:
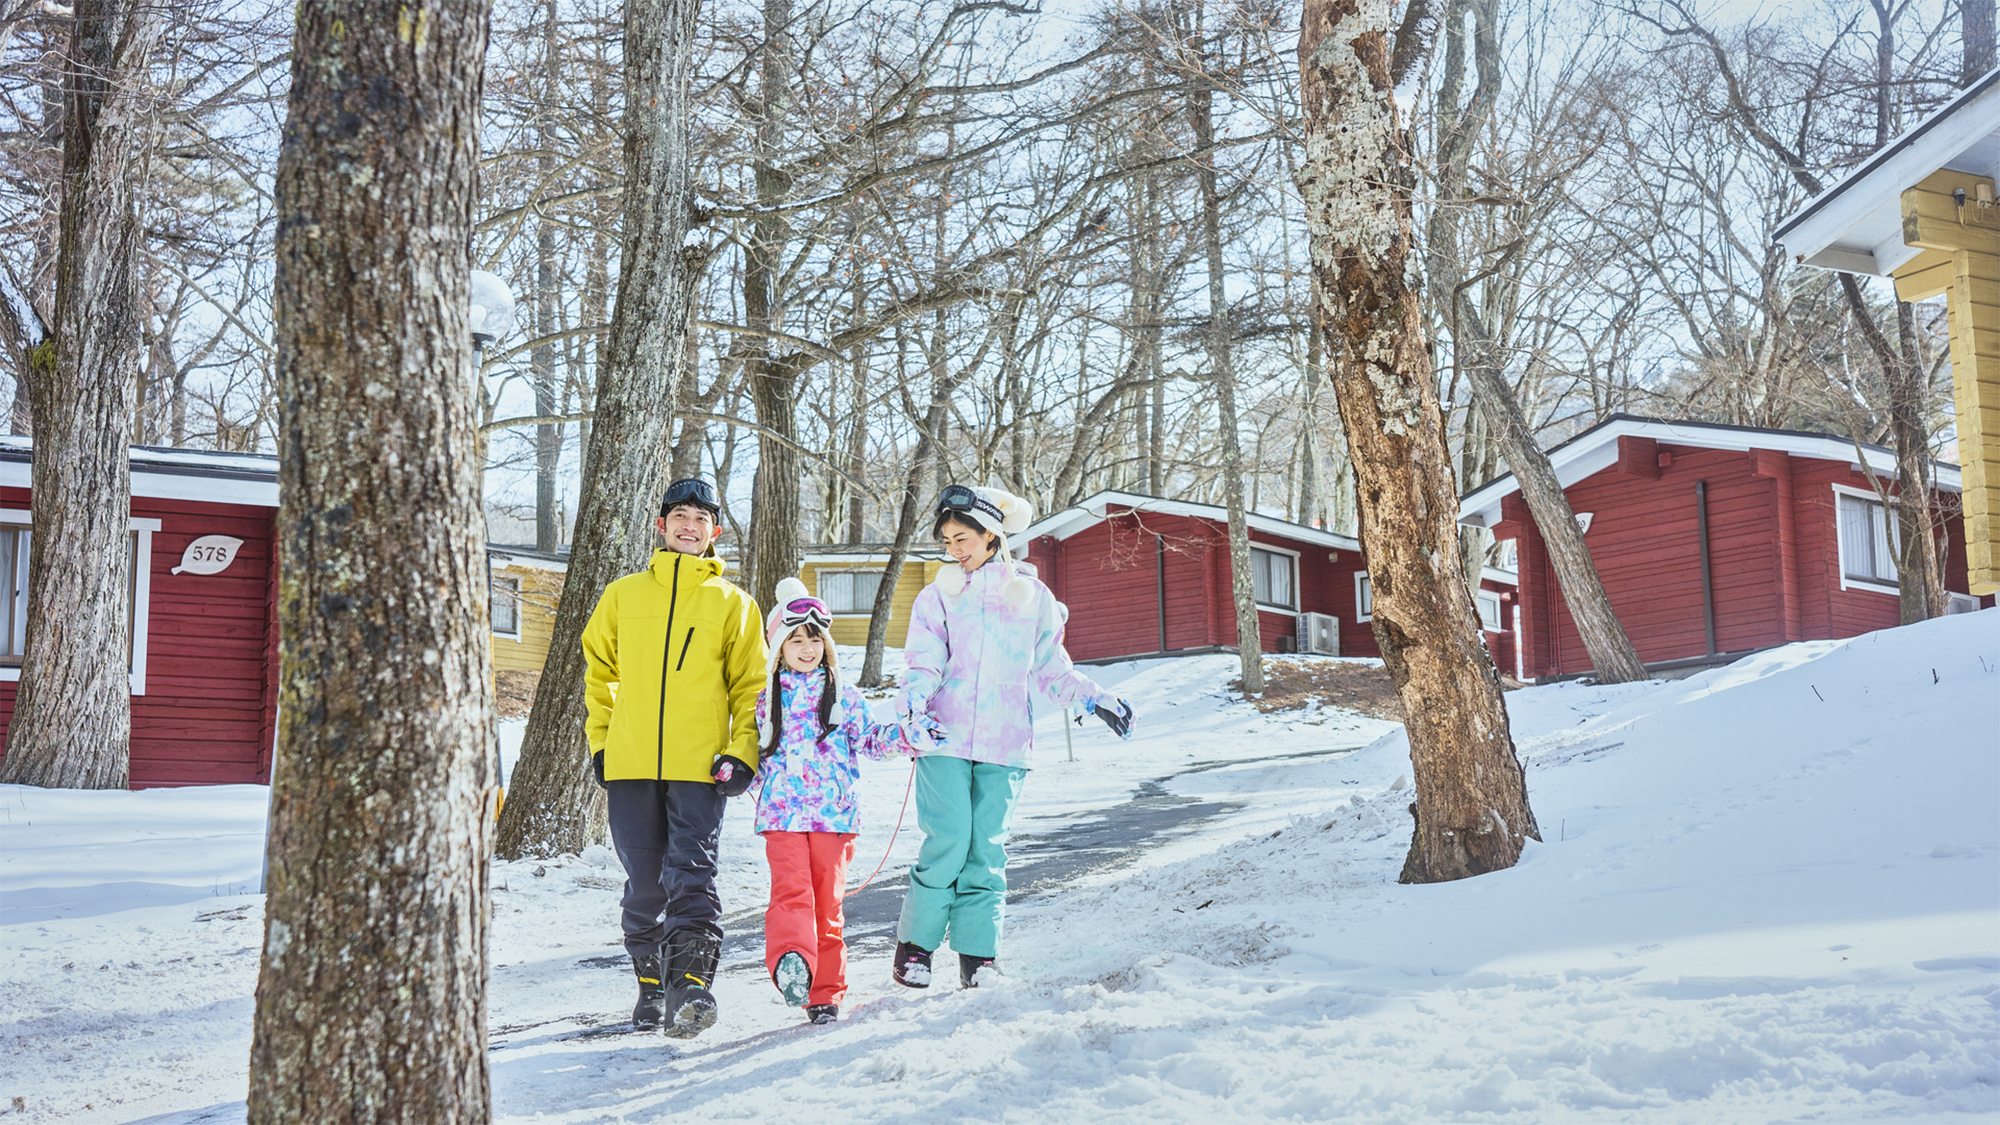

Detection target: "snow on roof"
[0, 435, 279, 507]
[1017, 489, 1363, 555]
[1458, 414, 1963, 529]
[487, 545, 569, 573]
[1775, 65, 2000, 275]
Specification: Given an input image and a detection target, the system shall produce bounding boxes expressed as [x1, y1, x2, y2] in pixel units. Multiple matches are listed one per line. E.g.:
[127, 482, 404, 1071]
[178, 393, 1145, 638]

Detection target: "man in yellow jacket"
[582, 476, 765, 1038]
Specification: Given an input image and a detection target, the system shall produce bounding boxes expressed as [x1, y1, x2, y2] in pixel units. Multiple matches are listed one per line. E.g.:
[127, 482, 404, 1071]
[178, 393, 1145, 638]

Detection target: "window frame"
[1248, 542, 1300, 614]
[0, 508, 158, 695]
[816, 567, 886, 617]
[490, 572, 522, 640]
[1476, 589, 1504, 632]
[1354, 570, 1373, 623]
[1830, 483, 1900, 595]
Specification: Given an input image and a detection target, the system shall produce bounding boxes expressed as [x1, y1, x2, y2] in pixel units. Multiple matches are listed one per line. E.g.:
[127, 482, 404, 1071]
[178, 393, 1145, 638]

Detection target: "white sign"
[172, 535, 243, 576]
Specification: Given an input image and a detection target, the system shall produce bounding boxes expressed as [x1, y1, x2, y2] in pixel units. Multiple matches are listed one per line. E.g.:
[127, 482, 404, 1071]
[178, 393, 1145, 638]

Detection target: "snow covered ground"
[3, 615, 1996, 1122]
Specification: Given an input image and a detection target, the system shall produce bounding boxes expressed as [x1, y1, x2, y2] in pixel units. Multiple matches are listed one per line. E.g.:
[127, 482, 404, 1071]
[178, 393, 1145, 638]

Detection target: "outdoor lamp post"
[468, 269, 516, 354]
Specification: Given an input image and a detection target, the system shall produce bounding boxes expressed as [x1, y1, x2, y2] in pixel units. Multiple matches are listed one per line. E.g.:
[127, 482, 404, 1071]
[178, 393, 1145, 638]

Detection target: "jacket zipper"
[657, 554, 682, 780]
[676, 627, 694, 671]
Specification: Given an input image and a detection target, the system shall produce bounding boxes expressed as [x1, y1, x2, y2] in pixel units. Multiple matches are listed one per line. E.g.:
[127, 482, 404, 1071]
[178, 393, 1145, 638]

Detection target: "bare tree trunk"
[1968, 0, 1996, 84]
[533, 0, 562, 552]
[0, 0, 161, 791]
[1296, 0, 1538, 883]
[496, 0, 703, 860]
[860, 326, 968, 688]
[247, 0, 496, 1119]
[1188, 23, 1263, 694]
[1423, 0, 1644, 683]
[1890, 302, 1948, 621]
[744, 0, 798, 607]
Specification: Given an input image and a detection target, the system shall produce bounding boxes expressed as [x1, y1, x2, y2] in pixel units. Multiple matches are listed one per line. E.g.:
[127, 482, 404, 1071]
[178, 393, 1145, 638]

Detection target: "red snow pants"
[763, 830, 856, 1006]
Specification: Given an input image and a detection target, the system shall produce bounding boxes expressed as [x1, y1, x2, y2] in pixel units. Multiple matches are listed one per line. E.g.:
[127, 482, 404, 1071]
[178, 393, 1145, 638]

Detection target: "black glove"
[711, 754, 755, 797]
[1090, 698, 1133, 740]
[591, 750, 606, 788]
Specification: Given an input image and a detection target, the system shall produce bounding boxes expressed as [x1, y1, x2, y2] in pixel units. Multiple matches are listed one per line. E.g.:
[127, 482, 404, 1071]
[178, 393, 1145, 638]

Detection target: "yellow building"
[1777, 67, 2000, 595]
[488, 545, 567, 674]
[796, 545, 948, 648]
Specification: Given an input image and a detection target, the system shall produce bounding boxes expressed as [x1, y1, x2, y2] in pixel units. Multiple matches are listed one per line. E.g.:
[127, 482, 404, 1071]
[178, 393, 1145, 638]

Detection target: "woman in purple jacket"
[892, 485, 1134, 990]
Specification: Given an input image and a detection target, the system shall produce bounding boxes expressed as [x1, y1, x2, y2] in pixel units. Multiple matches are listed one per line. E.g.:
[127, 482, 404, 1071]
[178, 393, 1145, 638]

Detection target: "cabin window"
[491, 575, 521, 637]
[818, 569, 883, 615]
[1836, 491, 1899, 587]
[1476, 590, 1503, 632]
[1355, 571, 1374, 622]
[1250, 546, 1296, 610]
[0, 512, 158, 693]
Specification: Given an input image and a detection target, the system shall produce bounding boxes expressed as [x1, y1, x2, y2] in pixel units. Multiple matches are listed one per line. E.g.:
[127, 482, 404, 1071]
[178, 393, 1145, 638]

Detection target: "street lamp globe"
[468, 270, 516, 351]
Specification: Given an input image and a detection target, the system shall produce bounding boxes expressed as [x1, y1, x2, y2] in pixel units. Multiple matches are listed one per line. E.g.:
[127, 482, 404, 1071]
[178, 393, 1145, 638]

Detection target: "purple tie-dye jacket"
[898, 561, 1109, 770]
[752, 669, 905, 835]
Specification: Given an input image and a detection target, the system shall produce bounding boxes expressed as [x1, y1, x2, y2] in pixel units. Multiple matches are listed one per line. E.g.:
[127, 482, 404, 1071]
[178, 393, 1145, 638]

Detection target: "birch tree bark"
[1296, 0, 1539, 882]
[247, 0, 497, 1119]
[0, 0, 160, 791]
[495, 0, 703, 860]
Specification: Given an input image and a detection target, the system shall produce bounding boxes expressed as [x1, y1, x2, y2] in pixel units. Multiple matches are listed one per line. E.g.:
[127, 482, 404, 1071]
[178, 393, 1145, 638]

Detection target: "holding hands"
[899, 709, 949, 756]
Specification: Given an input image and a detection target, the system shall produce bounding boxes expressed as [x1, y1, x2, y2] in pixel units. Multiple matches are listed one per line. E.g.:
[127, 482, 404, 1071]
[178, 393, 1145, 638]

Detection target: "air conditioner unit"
[1296, 611, 1340, 656]
[1947, 592, 1981, 615]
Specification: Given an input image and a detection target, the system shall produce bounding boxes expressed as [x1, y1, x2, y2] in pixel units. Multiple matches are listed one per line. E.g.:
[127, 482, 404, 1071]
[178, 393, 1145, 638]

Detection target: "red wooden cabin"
[0, 438, 279, 787]
[1459, 416, 1992, 681]
[1016, 490, 1381, 662]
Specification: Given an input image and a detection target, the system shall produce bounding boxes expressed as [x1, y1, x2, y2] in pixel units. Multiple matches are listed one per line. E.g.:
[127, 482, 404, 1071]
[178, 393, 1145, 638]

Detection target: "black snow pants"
[606, 779, 727, 957]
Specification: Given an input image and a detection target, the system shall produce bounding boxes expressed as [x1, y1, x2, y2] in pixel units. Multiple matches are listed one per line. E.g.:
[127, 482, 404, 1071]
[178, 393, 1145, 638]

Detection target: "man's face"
[658, 506, 719, 555]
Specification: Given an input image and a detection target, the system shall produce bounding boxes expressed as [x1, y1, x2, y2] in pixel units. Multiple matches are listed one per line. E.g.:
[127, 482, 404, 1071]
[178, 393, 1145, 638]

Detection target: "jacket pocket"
[676, 626, 694, 671]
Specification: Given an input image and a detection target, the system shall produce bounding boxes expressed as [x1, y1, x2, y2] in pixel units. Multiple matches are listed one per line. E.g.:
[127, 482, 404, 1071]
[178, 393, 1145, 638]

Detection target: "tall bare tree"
[1425, 0, 1645, 682]
[247, 0, 497, 1119]
[495, 0, 705, 860]
[0, 0, 161, 790]
[1297, 0, 1539, 882]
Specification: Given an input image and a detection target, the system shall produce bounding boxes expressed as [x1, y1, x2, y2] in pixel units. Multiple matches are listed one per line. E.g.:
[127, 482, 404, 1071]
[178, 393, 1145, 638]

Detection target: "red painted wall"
[1494, 444, 1990, 679]
[0, 489, 279, 787]
[1027, 509, 1379, 662]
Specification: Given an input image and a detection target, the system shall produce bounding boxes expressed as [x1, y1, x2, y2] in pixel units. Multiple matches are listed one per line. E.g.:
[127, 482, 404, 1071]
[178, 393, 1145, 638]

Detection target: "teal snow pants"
[896, 755, 1027, 958]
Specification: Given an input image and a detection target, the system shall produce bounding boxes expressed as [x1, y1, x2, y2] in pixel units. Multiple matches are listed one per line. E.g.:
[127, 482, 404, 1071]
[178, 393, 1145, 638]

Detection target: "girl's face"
[940, 518, 999, 569]
[781, 626, 824, 672]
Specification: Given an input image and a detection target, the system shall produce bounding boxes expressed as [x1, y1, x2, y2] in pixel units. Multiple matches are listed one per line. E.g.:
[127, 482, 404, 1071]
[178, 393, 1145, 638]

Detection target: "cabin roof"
[1774, 65, 2000, 275]
[0, 436, 279, 507]
[1458, 414, 1962, 529]
[1018, 489, 1363, 554]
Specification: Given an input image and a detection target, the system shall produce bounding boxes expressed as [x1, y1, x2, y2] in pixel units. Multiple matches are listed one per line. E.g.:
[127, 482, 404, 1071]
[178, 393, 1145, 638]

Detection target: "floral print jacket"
[752, 669, 905, 835]
[899, 561, 1109, 770]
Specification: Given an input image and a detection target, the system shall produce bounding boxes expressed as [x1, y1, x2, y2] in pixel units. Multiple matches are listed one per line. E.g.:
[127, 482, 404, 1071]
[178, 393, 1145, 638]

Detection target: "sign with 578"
[172, 535, 244, 576]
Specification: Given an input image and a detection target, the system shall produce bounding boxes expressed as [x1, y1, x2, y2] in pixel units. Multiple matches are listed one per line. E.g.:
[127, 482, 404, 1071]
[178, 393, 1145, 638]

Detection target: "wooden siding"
[0, 489, 281, 787]
[798, 558, 944, 648]
[490, 561, 564, 673]
[1028, 511, 1380, 662]
[1494, 444, 1990, 679]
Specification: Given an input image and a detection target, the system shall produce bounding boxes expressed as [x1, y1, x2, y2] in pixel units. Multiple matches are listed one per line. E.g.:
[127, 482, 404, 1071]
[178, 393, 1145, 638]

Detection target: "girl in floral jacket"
[753, 578, 910, 1025]
[892, 485, 1134, 991]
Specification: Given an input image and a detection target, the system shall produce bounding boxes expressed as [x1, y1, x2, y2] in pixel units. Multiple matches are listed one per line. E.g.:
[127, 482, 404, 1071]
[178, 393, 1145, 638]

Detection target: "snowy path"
[4, 615, 1998, 1123]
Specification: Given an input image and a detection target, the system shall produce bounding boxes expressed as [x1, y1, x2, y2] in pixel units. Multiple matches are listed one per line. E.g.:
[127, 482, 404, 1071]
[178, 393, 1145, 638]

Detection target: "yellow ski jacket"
[582, 550, 766, 782]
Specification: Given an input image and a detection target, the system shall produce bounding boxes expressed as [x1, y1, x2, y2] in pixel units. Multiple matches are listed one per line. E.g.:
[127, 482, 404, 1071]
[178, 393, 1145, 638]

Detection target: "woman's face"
[781, 626, 825, 672]
[940, 518, 998, 569]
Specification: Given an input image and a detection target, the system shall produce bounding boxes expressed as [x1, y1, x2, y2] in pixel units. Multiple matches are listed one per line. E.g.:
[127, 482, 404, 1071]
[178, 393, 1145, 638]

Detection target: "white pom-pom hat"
[932, 484, 1038, 609]
[760, 576, 840, 751]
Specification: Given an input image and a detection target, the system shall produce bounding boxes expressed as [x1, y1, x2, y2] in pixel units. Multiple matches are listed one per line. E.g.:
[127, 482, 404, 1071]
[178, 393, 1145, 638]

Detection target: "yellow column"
[1900, 171, 2000, 595]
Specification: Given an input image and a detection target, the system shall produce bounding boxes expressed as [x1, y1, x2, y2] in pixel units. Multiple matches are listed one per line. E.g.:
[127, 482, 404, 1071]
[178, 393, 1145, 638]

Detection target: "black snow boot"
[806, 1003, 839, 1025]
[959, 954, 998, 988]
[892, 941, 933, 989]
[631, 950, 668, 1031]
[663, 928, 721, 1039]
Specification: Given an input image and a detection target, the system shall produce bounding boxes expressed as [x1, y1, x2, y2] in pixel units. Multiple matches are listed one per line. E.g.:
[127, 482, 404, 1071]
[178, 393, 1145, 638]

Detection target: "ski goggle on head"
[778, 597, 832, 634]
[935, 484, 1002, 527]
[660, 477, 720, 518]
